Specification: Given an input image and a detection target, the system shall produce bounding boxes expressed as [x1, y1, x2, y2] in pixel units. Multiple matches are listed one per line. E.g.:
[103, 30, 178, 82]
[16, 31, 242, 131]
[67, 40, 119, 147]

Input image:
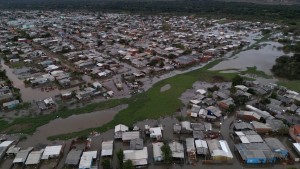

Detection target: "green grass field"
[278, 80, 300, 93]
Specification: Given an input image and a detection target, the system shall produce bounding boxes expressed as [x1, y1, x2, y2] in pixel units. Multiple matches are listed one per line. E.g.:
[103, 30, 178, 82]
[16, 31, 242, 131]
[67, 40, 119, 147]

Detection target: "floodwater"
[0, 60, 61, 102]
[210, 42, 286, 74]
[18, 104, 128, 147]
[160, 84, 171, 92]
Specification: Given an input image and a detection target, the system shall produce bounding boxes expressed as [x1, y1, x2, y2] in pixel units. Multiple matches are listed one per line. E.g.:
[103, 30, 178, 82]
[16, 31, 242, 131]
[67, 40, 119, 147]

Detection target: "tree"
[161, 142, 172, 164]
[227, 104, 236, 114]
[270, 92, 278, 99]
[101, 159, 111, 169]
[231, 75, 244, 87]
[117, 149, 124, 168]
[122, 160, 134, 169]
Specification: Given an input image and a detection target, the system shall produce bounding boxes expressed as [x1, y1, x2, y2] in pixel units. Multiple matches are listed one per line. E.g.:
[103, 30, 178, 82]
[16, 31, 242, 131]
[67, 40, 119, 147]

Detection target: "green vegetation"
[47, 59, 240, 140]
[271, 54, 300, 80]
[281, 42, 300, 53]
[101, 159, 111, 169]
[117, 149, 124, 168]
[161, 142, 172, 164]
[123, 160, 134, 169]
[240, 66, 273, 79]
[278, 80, 300, 93]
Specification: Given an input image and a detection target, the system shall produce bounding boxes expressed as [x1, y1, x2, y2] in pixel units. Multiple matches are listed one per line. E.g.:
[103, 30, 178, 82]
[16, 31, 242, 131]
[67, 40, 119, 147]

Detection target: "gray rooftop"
[65, 149, 83, 165]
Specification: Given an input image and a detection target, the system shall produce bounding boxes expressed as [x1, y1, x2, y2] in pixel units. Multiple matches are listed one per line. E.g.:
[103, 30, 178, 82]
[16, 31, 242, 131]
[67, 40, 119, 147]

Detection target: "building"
[101, 140, 114, 157]
[114, 124, 129, 139]
[0, 141, 14, 161]
[25, 149, 44, 166]
[123, 147, 148, 166]
[206, 140, 233, 160]
[186, 138, 196, 161]
[264, 138, 288, 158]
[289, 125, 300, 142]
[122, 131, 140, 142]
[130, 138, 144, 150]
[153, 142, 164, 162]
[2, 100, 20, 110]
[169, 141, 185, 161]
[235, 143, 275, 164]
[251, 121, 272, 134]
[41, 145, 63, 160]
[194, 139, 208, 155]
[65, 149, 82, 166]
[234, 131, 264, 144]
[149, 127, 162, 140]
[13, 147, 34, 164]
[79, 151, 98, 169]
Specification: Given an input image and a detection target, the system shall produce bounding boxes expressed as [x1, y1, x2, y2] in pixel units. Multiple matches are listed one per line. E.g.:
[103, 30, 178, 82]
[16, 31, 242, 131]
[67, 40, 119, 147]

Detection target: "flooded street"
[0, 60, 61, 102]
[18, 104, 128, 147]
[210, 42, 286, 74]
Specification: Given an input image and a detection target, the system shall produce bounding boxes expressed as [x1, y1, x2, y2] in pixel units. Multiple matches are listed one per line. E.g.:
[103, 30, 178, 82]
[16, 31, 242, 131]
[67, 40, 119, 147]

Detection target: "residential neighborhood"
[0, 10, 300, 169]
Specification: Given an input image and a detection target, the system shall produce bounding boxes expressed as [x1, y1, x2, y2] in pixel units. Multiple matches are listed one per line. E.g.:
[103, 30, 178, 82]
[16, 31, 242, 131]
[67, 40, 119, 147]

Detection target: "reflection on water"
[210, 42, 287, 74]
[1, 60, 60, 102]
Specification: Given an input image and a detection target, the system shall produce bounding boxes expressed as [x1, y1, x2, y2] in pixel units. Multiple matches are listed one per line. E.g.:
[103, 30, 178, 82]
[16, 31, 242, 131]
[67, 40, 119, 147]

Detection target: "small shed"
[13, 147, 34, 164]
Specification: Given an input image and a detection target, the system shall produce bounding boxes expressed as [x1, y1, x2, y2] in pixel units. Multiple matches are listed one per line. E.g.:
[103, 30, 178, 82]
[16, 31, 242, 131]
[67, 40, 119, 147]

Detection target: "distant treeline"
[0, 0, 300, 21]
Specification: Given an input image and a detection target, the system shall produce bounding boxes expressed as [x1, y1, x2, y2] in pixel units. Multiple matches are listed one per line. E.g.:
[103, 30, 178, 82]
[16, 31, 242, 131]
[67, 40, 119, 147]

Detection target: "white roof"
[42, 145, 62, 159]
[124, 147, 148, 166]
[190, 100, 201, 105]
[101, 141, 113, 156]
[195, 139, 208, 148]
[13, 147, 33, 163]
[190, 112, 198, 117]
[79, 151, 97, 169]
[293, 143, 300, 155]
[152, 142, 163, 158]
[115, 124, 129, 132]
[25, 149, 44, 165]
[150, 127, 162, 137]
[219, 140, 233, 158]
[0, 141, 14, 147]
[196, 89, 207, 95]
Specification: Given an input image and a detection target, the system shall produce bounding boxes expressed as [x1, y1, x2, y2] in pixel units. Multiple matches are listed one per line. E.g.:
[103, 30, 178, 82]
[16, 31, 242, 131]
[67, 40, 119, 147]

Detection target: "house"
[233, 122, 253, 131]
[251, 121, 272, 134]
[290, 125, 300, 142]
[206, 140, 233, 160]
[25, 149, 44, 166]
[235, 143, 275, 164]
[130, 138, 144, 150]
[153, 142, 164, 162]
[194, 139, 208, 155]
[79, 151, 98, 169]
[123, 147, 148, 166]
[292, 143, 300, 156]
[186, 138, 197, 161]
[0, 141, 14, 161]
[237, 111, 261, 121]
[149, 127, 162, 140]
[264, 138, 288, 158]
[169, 141, 185, 162]
[122, 131, 140, 142]
[173, 124, 182, 134]
[101, 140, 113, 157]
[13, 147, 34, 164]
[181, 121, 193, 133]
[114, 124, 129, 139]
[2, 100, 20, 110]
[234, 131, 264, 143]
[41, 145, 63, 160]
[65, 149, 83, 166]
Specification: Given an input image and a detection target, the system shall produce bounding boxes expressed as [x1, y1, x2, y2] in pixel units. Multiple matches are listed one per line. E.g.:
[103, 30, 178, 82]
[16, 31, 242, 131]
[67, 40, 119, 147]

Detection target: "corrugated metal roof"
[25, 149, 44, 165]
[101, 141, 113, 156]
[65, 149, 82, 165]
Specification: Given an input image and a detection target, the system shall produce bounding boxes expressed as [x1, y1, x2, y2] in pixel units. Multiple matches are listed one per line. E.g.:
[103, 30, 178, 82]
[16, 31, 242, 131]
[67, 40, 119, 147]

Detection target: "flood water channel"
[18, 104, 128, 147]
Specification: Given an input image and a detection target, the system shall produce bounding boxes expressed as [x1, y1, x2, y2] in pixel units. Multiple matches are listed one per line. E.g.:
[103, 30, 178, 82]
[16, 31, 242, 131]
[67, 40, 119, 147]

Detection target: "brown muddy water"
[1, 60, 61, 102]
[210, 42, 287, 74]
[18, 104, 128, 147]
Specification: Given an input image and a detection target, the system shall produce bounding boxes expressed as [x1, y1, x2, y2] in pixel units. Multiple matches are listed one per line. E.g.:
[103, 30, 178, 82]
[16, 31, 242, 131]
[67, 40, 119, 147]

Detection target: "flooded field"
[18, 104, 128, 147]
[211, 42, 286, 74]
[0, 60, 61, 102]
